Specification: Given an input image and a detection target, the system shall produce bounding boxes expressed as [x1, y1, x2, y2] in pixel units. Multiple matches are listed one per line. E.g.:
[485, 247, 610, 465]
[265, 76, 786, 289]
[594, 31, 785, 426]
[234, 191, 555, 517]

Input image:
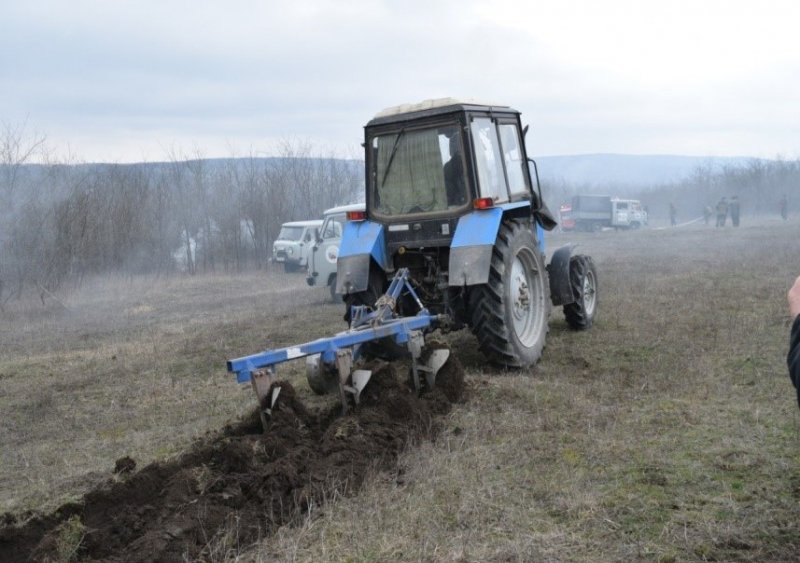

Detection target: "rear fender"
[534, 200, 559, 232]
[449, 202, 543, 287]
[548, 244, 576, 306]
[336, 220, 390, 294]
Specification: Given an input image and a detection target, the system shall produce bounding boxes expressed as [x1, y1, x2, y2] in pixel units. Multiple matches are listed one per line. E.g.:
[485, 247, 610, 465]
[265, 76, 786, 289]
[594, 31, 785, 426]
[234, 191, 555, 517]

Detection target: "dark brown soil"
[0, 357, 465, 562]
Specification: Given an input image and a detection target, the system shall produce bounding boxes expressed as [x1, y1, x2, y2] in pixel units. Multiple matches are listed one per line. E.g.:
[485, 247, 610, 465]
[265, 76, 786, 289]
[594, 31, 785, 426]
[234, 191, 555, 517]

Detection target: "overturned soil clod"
[0, 358, 465, 562]
[113, 456, 136, 475]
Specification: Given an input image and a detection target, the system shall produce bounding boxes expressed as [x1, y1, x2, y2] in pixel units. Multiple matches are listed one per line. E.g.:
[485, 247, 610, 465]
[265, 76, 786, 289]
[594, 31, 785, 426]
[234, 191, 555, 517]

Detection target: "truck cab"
[610, 198, 647, 229]
[569, 195, 647, 231]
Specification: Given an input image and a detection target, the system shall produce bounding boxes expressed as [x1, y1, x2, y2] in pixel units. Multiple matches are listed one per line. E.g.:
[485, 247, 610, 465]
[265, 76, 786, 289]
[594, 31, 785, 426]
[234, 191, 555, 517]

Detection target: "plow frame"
[227, 268, 448, 418]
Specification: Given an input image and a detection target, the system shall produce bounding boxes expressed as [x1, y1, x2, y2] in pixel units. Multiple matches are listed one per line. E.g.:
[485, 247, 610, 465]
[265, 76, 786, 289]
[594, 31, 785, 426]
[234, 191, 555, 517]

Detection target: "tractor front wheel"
[563, 255, 597, 330]
[469, 220, 550, 368]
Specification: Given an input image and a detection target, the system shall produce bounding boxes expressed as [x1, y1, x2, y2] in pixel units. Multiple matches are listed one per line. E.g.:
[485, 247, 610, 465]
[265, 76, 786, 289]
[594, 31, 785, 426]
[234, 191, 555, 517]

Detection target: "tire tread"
[469, 220, 549, 368]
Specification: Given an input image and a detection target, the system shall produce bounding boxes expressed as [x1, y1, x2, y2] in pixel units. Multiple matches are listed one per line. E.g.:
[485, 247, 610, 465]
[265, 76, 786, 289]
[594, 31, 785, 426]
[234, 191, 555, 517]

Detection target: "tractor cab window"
[498, 123, 527, 196]
[470, 118, 509, 203]
[371, 123, 468, 217]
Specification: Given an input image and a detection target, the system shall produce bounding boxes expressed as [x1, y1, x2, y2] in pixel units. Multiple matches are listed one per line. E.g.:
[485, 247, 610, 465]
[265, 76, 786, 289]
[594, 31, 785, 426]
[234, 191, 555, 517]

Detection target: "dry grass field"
[2, 217, 800, 561]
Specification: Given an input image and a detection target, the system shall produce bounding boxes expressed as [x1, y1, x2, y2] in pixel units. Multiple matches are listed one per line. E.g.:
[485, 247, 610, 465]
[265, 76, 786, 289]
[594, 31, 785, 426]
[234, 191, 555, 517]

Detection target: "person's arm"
[788, 276, 800, 407]
[790, 276, 800, 319]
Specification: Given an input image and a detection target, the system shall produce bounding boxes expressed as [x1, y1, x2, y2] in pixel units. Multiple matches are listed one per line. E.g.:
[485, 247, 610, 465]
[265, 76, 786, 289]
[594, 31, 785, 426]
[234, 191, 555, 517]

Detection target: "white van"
[272, 219, 323, 273]
[306, 203, 365, 300]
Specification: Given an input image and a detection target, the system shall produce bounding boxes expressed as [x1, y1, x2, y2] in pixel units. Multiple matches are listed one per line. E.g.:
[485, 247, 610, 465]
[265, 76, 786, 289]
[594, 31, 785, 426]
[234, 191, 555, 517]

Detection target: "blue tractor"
[335, 99, 596, 364]
[228, 99, 597, 419]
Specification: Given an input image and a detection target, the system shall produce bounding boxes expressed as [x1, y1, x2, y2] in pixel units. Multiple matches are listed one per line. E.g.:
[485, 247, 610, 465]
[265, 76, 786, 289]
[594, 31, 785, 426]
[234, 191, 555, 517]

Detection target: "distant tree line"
[0, 123, 362, 306]
[2, 120, 798, 306]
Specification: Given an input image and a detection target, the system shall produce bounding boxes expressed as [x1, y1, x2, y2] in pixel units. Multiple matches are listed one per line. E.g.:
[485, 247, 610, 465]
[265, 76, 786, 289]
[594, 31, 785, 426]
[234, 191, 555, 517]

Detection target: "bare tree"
[0, 120, 48, 307]
[0, 134, 367, 300]
[0, 119, 47, 211]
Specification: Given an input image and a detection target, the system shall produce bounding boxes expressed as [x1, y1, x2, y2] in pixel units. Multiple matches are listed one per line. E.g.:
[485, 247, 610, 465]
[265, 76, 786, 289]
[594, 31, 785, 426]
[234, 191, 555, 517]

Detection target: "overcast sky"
[2, 0, 799, 163]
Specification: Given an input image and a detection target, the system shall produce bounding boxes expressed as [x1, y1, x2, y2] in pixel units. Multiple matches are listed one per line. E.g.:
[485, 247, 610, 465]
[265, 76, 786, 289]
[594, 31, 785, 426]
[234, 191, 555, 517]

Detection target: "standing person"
[729, 196, 741, 227]
[779, 194, 788, 220]
[669, 203, 677, 227]
[703, 205, 712, 225]
[715, 197, 728, 227]
[787, 276, 800, 409]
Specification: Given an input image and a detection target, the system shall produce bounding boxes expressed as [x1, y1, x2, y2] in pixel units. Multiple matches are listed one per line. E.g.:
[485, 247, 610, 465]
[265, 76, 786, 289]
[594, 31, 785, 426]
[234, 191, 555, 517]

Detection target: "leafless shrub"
[0, 131, 363, 305]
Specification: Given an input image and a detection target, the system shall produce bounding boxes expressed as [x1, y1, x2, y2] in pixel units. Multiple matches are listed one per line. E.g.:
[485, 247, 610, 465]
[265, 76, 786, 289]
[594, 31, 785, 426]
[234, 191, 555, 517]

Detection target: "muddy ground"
[0, 357, 465, 562]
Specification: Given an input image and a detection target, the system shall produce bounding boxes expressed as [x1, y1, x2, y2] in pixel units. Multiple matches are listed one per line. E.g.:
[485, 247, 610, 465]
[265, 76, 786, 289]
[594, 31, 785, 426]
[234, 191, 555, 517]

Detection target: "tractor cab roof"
[367, 98, 519, 127]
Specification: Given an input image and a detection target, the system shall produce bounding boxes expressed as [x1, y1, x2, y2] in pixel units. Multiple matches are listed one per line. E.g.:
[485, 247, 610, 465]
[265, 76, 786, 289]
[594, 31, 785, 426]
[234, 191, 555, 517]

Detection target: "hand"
[789, 276, 800, 318]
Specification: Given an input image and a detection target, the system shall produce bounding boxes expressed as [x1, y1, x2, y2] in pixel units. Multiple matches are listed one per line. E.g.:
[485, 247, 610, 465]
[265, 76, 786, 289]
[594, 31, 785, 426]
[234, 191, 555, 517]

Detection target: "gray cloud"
[2, 0, 799, 162]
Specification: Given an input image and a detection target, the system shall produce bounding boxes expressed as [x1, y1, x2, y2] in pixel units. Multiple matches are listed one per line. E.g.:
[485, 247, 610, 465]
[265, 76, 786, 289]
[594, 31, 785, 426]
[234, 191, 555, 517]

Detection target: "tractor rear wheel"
[469, 220, 550, 368]
[563, 255, 597, 330]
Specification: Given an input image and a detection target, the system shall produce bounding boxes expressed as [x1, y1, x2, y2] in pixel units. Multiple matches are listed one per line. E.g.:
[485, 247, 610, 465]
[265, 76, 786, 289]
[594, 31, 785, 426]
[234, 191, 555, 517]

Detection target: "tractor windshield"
[370, 123, 468, 217]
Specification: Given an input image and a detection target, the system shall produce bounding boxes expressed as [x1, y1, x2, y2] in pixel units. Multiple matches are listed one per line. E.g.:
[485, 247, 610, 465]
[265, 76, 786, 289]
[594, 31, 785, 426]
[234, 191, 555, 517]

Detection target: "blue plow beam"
[227, 313, 435, 384]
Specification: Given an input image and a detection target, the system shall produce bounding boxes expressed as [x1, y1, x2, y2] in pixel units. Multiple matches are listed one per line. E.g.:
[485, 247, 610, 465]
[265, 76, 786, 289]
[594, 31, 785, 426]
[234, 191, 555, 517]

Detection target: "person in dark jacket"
[788, 276, 800, 408]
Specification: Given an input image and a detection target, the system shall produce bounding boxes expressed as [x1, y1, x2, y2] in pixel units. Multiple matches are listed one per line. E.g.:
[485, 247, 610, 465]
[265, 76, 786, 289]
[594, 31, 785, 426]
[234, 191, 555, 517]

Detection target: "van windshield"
[277, 226, 304, 241]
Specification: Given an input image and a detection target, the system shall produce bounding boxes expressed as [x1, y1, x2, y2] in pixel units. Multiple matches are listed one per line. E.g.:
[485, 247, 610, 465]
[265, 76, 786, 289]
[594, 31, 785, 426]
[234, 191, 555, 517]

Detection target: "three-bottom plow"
[227, 268, 451, 427]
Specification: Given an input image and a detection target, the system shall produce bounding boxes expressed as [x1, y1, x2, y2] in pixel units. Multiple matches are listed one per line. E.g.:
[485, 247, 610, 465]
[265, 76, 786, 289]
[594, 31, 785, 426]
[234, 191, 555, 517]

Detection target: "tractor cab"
[338, 99, 556, 302]
[365, 99, 543, 232]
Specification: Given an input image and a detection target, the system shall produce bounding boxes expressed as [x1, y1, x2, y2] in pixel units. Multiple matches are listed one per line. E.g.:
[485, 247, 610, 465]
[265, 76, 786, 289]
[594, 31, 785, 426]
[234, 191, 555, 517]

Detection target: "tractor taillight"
[347, 210, 367, 221]
[473, 197, 495, 210]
